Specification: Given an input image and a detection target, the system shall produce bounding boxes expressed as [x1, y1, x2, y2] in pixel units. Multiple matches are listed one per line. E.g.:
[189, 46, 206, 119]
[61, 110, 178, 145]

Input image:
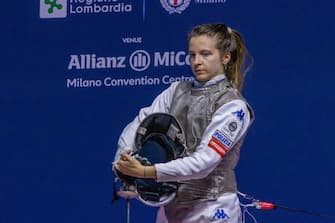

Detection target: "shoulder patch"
[208, 130, 232, 158]
[221, 116, 242, 141]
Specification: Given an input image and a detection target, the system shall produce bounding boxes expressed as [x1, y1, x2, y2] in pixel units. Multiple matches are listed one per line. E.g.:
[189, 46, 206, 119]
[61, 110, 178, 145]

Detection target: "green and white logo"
[40, 0, 67, 18]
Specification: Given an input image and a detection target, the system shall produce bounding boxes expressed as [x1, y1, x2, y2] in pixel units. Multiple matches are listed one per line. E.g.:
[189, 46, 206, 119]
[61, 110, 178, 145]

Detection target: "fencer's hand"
[114, 151, 144, 178]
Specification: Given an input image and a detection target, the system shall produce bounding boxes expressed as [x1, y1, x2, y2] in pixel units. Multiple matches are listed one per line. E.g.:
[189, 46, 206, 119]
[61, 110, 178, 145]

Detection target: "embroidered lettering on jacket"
[208, 130, 232, 157]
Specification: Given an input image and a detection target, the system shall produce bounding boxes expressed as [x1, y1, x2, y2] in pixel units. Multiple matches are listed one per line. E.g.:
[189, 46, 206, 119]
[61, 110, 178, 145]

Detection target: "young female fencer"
[114, 23, 254, 223]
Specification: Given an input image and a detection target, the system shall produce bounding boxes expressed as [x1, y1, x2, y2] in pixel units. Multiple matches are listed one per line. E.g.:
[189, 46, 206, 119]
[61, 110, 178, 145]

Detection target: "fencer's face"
[189, 35, 225, 82]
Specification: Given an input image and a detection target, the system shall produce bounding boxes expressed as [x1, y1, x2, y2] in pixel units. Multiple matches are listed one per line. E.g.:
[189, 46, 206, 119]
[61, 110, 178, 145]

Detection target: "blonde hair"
[188, 23, 253, 91]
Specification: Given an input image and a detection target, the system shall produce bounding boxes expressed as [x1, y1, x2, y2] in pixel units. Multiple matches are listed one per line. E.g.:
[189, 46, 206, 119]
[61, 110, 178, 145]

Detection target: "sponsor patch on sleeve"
[221, 117, 242, 141]
[208, 130, 233, 158]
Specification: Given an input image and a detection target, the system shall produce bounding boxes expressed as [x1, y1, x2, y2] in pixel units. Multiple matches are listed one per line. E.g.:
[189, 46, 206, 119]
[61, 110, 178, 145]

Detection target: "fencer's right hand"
[113, 151, 139, 199]
[114, 151, 146, 179]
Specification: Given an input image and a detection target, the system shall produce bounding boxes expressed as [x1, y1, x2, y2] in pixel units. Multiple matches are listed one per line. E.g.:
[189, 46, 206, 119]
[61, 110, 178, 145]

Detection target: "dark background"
[1, 0, 335, 222]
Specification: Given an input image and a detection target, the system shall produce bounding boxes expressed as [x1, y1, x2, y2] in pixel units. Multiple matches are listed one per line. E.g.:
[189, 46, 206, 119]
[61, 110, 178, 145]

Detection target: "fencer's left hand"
[114, 151, 144, 178]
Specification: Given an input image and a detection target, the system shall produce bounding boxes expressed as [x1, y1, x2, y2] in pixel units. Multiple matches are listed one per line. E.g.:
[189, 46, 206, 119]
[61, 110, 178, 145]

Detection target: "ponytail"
[226, 29, 253, 92]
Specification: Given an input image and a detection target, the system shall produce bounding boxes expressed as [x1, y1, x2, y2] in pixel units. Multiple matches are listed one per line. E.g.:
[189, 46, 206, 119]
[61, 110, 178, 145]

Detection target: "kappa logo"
[212, 208, 230, 220]
[232, 109, 245, 122]
[40, 0, 67, 18]
[160, 0, 191, 14]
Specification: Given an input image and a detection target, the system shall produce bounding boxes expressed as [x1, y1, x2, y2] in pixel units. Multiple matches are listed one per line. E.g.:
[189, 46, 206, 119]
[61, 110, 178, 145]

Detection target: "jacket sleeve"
[155, 99, 251, 182]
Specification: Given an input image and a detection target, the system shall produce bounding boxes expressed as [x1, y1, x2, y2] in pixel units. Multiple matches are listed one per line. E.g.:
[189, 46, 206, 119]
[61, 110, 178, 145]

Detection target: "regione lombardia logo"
[40, 0, 67, 18]
[160, 0, 191, 14]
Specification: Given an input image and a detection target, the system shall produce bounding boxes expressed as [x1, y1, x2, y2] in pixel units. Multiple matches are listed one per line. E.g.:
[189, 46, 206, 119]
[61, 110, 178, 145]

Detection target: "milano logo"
[160, 0, 191, 14]
[40, 0, 67, 18]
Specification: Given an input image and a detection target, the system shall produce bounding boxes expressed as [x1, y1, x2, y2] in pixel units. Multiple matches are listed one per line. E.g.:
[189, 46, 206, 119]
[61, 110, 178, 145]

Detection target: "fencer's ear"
[221, 52, 231, 65]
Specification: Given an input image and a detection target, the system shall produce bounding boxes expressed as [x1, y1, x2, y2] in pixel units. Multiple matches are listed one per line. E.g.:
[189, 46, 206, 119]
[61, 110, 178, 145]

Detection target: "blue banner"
[1, 1, 335, 222]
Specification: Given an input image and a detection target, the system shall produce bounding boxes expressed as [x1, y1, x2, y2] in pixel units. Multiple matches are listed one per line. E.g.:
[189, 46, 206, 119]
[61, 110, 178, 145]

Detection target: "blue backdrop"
[1, 1, 335, 222]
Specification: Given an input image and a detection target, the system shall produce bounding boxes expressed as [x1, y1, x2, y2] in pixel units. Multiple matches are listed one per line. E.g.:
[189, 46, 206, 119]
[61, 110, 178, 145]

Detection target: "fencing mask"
[116, 113, 186, 206]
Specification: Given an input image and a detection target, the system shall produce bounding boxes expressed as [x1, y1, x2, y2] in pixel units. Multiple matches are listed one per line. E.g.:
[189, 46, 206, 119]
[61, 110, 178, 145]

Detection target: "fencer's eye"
[200, 50, 211, 57]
